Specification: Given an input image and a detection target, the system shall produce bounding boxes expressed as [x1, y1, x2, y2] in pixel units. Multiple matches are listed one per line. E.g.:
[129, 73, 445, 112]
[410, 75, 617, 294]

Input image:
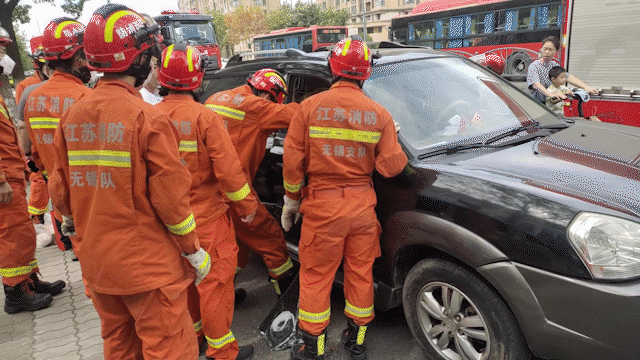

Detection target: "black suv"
[201, 45, 640, 360]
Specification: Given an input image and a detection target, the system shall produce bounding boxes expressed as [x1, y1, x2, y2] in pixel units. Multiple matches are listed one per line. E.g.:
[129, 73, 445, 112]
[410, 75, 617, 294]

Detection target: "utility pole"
[361, 0, 367, 40]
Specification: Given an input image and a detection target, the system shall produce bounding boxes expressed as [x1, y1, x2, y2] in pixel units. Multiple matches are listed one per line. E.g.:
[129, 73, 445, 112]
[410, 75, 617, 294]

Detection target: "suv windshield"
[173, 22, 217, 45]
[363, 57, 562, 151]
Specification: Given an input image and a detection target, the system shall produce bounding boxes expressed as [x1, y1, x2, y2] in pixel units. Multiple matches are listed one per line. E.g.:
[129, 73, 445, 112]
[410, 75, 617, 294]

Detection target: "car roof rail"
[226, 48, 325, 67]
[377, 41, 432, 49]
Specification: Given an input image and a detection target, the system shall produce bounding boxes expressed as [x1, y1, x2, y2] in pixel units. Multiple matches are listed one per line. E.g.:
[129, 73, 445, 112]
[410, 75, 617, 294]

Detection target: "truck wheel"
[505, 51, 530, 75]
[403, 258, 529, 360]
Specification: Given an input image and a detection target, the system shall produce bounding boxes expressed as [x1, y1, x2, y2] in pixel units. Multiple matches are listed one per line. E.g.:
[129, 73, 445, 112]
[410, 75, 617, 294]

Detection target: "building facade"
[178, 0, 280, 16]
[315, 0, 418, 42]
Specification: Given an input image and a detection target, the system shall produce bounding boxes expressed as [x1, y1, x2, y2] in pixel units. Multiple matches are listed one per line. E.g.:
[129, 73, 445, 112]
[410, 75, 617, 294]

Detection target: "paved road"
[0, 243, 425, 360]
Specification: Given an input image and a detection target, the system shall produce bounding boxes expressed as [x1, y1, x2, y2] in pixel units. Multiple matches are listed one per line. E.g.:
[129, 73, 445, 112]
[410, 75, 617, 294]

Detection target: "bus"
[390, 0, 640, 127]
[154, 10, 222, 73]
[253, 26, 348, 53]
[389, 0, 562, 75]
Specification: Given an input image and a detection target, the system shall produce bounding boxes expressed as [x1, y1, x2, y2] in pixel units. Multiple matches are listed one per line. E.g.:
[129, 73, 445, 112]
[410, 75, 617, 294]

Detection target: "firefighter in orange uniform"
[156, 42, 259, 360]
[23, 18, 92, 253]
[282, 36, 407, 360]
[204, 68, 300, 297]
[15, 36, 51, 224]
[48, 5, 210, 359]
[0, 94, 65, 314]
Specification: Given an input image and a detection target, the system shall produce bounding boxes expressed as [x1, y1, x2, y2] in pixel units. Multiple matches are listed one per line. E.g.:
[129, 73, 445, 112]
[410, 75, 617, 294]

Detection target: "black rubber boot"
[291, 329, 326, 360]
[341, 318, 368, 360]
[30, 273, 66, 296]
[4, 281, 53, 314]
[205, 344, 254, 360]
[270, 266, 298, 297]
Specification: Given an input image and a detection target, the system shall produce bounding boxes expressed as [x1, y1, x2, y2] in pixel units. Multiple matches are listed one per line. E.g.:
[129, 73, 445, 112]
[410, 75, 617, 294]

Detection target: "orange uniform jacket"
[283, 81, 407, 199]
[15, 74, 43, 107]
[48, 80, 200, 295]
[24, 70, 92, 177]
[155, 94, 258, 226]
[0, 96, 27, 182]
[205, 84, 300, 181]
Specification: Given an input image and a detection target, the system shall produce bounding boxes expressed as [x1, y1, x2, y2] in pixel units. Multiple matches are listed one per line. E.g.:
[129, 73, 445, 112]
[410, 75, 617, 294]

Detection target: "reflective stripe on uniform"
[193, 320, 202, 333]
[206, 331, 235, 349]
[29, 117, 59, 129]
[225, 183, 250, 202]
[179, 140, 197, 152]
[309, 126, 380, 144]
[68, 150, 131, 168]
[298, 308, 330, 323]
[357, 325, 368, 345]
[205, 104, 245, 121]
[269, 257, 293, 276]
[344, 300, 373, 318]
[0, 104, 9, 119]
[0, 260, 38, 278]
[318, 333, 326, 355]
[165, 213, 196, 236]
[28, 205, 49, 215]
[283, 180, 302, 193]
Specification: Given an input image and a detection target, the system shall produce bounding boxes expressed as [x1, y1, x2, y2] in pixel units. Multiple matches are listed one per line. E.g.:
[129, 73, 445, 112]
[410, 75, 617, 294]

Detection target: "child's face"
[551, 72, 568, 87]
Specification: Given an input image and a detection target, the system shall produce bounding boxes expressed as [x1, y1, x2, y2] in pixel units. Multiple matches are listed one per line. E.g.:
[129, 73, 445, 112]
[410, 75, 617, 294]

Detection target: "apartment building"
[178, 0, 281, 16]
[316, 0, 418, 42]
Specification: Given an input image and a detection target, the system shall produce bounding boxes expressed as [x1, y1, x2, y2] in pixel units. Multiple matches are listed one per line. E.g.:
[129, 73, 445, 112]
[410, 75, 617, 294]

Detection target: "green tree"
[224, 6, 268, 53]
[266, 3, 348, 31]
[15, 31, 33, 72]
[209, 10, 232, 58]
[61, 0, 91, 20]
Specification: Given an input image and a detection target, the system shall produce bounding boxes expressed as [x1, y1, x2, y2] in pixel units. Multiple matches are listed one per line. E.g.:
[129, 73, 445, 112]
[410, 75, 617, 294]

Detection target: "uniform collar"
[51, 70, 84, 85]
[95, 78, 142, 98]
[330, 80, 362, 91]
[163, 93, 194, 102]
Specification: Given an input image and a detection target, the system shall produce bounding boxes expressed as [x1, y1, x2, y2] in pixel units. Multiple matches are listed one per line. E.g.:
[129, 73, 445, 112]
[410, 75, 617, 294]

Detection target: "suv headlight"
[567, 212, 640, 280]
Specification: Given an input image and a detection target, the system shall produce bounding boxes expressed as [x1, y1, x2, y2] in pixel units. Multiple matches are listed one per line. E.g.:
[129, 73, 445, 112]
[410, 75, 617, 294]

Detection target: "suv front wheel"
[403, 258, 529, 360]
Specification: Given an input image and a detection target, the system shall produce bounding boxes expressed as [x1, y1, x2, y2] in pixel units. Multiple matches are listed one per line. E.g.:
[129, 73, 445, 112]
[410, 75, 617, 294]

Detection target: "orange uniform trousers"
[0, 180, 39, 286]
[27, 171, 49, 218]
[297, 185, 381, 335]
[232, 186, 291, 278]
[187, 213, 239, 360]
[90, 277, 198, 360]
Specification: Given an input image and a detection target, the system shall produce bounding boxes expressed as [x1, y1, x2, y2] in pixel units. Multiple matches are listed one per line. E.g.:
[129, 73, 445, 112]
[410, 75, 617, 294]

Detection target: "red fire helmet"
[158, 42, 204, 91]
[328, 36, 372, 81]
[84, 4, 161, 73]
[247, 68, 288, 104]
[42, 18, 85, 61]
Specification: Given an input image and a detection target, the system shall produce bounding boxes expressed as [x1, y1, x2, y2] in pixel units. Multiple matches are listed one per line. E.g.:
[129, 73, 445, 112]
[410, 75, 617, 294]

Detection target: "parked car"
[200, 45, 640, 360]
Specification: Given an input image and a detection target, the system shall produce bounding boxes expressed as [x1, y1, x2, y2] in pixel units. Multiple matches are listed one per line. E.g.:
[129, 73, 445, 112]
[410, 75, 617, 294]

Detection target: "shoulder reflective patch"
[283, 180, 302, 193]
[226, 183, 251, 202]
[205, 104, 245, 121]
[179, 140, 197, 152]
[67, 150, 131, 168]
[29, 117, 60, 129]
[166, 213, 196, 236]
[309, 126, 380, 144]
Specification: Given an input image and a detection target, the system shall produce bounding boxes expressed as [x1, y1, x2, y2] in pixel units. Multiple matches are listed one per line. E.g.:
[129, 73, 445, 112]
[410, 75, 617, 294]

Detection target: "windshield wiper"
[418, 122, 564, 160]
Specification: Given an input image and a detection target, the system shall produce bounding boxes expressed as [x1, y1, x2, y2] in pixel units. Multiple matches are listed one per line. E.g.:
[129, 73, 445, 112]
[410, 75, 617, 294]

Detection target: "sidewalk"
[0, 245, 102, 360]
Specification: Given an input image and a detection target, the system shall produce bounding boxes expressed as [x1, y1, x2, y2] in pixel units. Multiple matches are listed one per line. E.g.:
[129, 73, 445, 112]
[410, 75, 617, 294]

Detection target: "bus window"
[436, 19, 450, 38]
[469, 14, 485, 35]
[494, 11, 507, 32]
[317, 29, 347, 44]
[413, 20, 435, 40]
[517, 7, 536, 30]
[302, 34, 313, 52]
[537, 4, 561, 28]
